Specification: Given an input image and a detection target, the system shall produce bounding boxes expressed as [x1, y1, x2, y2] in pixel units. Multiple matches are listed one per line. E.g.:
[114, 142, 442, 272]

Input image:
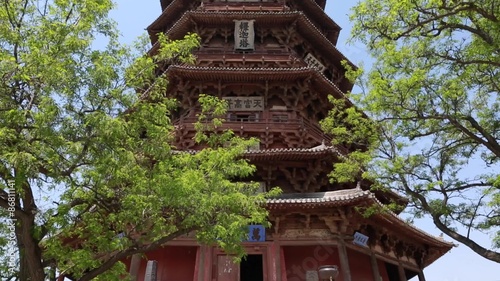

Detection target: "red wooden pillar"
[337, 239, 351, 281]
[268, 241, 281, 281]
[280, 246, 287, 281]
[203, 246, 213, 281]
[370, 253, 382, 281]
[398, 263, 407, 281]
[193, 246, 201, 281]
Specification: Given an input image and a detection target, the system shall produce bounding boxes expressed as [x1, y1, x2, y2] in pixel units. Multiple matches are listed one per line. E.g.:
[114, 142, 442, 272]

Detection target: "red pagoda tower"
[127, 1, 453, 281]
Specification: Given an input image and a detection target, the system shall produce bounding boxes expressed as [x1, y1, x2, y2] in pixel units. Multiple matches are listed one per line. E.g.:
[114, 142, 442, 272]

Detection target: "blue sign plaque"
[246, 225, 265, 242]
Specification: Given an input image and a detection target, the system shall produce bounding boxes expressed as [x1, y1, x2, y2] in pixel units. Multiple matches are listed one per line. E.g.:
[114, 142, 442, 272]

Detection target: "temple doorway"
[240, 254, 264, 281]
[216, 253, 265, 281]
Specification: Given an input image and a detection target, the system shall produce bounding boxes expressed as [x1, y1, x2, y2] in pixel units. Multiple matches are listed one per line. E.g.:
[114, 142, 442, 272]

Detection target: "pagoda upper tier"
[147, 0, 354, 93]
[151, 0, 338, 44]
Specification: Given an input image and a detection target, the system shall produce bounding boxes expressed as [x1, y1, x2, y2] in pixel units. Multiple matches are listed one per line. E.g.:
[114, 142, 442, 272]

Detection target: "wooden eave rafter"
[371, 187, 409, 213]
[149, 0, 188, 39]
[160, 0, 174, 11]
[314, 0, 327, 9]
[291, 0, 341, 44]
[358, 178, 409, 213]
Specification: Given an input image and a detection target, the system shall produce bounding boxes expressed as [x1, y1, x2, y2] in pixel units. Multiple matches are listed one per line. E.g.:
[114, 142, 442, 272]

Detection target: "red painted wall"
[132, 246, 198, 281]
[346, 247, 375, 281]
[282, 245, 340, 281]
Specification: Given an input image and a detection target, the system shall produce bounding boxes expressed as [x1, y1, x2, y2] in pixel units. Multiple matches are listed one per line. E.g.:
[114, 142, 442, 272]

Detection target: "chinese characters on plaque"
[353, 232, 369, 247]
[223, 96, 264, 111]
[304, 53, 326, 72]
[245, 225, 265, 242]
[234, 20, 255, 50]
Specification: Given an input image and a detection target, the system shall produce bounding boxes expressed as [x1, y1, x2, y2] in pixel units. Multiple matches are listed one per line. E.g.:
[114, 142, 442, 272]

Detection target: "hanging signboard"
[223, 96, 264, 111]
[304, 53, 326, 72]
[246, 225, 265, 242]
[353, 231, 369, 247]
[234, 20, 255, 50]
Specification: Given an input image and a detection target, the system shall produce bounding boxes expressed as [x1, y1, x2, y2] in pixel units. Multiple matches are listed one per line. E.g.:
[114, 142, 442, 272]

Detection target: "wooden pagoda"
[126, 1, 453, 281]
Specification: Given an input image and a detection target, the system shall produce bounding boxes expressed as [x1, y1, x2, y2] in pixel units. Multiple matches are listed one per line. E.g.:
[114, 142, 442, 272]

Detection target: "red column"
[280, 246, 287, 281]
[203, 246, 213, 281]
[193, 247, 201, 281]
[268, 241, 281, 281]
[337, 238, 352, 281]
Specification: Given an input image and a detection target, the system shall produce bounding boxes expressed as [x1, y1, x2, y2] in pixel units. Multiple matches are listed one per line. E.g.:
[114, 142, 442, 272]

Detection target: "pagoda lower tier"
[174, 145, 404, 206]
[124, 189, 452, 281]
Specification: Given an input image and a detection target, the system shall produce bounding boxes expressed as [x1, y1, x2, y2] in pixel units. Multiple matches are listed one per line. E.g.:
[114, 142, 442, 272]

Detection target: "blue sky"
[109, 1, 499, 280]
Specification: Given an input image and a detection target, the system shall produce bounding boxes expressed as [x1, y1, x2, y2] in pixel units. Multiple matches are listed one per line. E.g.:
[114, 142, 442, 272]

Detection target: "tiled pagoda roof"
[244, 144, 344, 161]
[166, 65, 348, 101]
[267, 188, 372, 207]
[267, 188, 454, 266]
[173, 144, 345, 160]
[173, 144, 406, 207]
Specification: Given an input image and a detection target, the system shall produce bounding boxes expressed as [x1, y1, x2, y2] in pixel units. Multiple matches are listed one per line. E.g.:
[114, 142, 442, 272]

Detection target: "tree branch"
[76, 227, 197, 281]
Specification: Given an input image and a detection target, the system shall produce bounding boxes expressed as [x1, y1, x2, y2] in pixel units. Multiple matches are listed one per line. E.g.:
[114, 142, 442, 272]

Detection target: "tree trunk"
[18, 214, 45, 281]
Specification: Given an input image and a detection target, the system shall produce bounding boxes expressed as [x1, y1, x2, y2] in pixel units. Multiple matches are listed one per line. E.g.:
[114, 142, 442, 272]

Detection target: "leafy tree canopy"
[0, 1, 278, 280]
[322, 0, 500, 263]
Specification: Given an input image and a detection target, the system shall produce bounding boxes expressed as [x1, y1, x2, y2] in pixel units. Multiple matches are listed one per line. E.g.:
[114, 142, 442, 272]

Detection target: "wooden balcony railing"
[174, 116, 332, 143]
[202, 4, 287, 12]
[196, 52, 302, 65]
